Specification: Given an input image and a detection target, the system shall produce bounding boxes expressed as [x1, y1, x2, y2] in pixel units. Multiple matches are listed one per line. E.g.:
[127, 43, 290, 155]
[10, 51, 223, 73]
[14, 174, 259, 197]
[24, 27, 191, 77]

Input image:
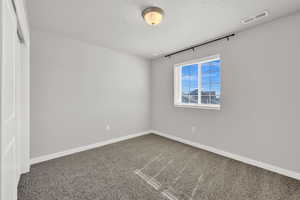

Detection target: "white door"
[1, 0, 20, 199]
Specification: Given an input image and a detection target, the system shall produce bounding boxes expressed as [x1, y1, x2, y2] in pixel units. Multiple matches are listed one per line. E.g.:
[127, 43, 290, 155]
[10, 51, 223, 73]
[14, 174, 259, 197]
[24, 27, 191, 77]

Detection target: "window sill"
[174, 104, 220, 110]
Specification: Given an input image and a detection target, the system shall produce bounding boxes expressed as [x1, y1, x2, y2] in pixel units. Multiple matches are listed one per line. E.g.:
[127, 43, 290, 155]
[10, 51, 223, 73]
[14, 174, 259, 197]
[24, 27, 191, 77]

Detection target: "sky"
[181, 60, 221, 96]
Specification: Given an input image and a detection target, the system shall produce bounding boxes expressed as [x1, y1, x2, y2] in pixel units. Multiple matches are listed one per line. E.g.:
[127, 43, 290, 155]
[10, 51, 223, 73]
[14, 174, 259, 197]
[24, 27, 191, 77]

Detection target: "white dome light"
[142, 7, 164, 26]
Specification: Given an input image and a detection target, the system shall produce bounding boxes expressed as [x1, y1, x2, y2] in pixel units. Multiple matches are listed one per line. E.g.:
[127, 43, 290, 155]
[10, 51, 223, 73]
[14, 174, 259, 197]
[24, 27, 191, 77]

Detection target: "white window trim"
[174, 54, 221, 110]
[174, 103, 220, 110]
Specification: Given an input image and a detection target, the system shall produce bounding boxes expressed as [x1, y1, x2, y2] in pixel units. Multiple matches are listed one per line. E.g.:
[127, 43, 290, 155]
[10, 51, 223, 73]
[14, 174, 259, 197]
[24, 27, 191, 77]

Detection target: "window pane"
[189, 94, 198, 104]
[201, 95, 210, 104]
[201, 60, 221, 104]
[210, 84, 220, 96]
[211, 95, 220, 105]
[181, 64, 198, 104]
[201, 65, 210, 93]
[181, 95, 189, 103]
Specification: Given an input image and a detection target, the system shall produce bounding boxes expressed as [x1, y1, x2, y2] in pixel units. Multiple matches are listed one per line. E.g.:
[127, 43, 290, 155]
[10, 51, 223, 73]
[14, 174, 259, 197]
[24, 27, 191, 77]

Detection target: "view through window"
[174, 55, 221, 109]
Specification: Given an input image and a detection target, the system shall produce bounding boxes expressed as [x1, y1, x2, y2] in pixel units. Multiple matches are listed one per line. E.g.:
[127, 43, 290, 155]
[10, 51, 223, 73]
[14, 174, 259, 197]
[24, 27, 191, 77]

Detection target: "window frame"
[174, 54, 221, 110]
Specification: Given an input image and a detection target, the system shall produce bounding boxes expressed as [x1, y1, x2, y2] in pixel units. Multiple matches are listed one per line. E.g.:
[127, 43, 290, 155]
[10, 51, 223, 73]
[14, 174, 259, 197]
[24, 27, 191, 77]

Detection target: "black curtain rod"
[165, 33, 235, 58]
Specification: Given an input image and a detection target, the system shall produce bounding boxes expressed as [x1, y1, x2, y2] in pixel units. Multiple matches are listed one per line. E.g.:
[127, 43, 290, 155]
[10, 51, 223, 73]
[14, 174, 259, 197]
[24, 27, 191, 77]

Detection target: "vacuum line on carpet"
[139, 153, 163, 171]
[191, 174, 203, 197]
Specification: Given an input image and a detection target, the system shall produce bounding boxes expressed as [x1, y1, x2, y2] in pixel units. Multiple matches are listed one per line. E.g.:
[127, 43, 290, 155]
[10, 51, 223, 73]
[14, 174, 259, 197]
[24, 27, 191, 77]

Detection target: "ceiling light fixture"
[142, 7, 164, 26]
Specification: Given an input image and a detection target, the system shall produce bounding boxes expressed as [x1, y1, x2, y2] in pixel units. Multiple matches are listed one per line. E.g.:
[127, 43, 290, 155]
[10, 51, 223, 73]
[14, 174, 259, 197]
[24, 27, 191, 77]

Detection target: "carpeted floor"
[18, 134, 300, 200]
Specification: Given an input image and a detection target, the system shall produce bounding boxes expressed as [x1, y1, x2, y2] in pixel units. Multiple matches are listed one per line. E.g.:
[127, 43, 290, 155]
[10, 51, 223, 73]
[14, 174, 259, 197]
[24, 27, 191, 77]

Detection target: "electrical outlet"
[106, 125, 110, 131]
[192, 126, 197, 133]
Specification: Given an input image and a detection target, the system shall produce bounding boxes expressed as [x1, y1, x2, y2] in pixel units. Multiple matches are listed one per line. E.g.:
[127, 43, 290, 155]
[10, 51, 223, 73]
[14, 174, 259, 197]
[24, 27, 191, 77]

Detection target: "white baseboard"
[151, 130, 300, 181]
[30, 131, 151, 165]
[30, 129, 300, 181]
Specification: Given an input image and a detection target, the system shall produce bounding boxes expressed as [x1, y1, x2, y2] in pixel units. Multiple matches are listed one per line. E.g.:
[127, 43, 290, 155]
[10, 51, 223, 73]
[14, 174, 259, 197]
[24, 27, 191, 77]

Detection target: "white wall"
[0, 1, 3, 196]
[30, 30, 151, 158]
[151, 12, 300, 173]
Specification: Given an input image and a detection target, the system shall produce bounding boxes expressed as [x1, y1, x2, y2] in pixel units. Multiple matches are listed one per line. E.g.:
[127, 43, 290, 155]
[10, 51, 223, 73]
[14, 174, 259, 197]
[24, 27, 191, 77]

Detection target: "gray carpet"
[18, 134, 300, 200]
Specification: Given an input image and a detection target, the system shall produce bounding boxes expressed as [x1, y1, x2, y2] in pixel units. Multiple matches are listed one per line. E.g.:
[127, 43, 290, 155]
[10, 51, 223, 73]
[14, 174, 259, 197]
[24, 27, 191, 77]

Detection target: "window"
[174, 55, 221, 110]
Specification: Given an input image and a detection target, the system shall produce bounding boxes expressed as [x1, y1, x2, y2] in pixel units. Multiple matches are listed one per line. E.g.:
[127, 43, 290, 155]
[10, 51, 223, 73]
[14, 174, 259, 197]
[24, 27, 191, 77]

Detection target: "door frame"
[0, 0, 30, 198]
[19, 36, 30, 174]
[11, 0, 30, 175]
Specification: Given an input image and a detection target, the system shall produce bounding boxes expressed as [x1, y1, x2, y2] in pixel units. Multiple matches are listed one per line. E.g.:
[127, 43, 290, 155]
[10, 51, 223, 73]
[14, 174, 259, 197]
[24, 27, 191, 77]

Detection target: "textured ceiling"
[27, 0, 300, 59]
